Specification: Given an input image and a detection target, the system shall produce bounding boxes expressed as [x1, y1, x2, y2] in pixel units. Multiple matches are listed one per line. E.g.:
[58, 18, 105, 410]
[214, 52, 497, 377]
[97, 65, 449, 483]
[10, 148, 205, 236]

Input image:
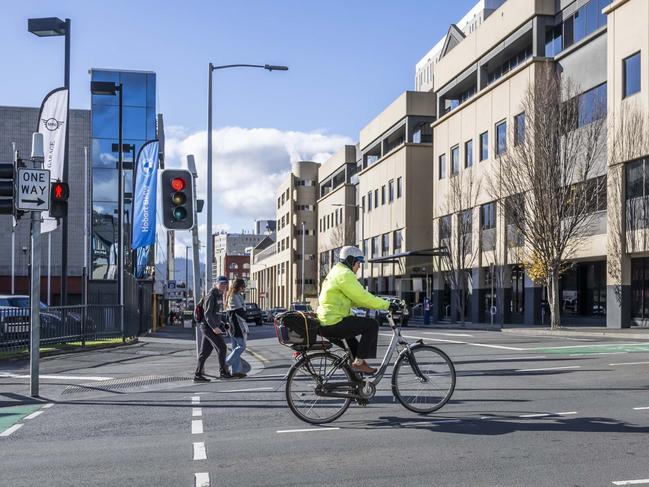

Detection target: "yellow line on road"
[246, 347, 270, 364]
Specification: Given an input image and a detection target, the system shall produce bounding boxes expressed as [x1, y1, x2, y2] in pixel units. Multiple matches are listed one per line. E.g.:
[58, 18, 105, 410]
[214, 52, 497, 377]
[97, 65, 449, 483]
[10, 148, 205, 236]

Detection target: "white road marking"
[254, 373, 289, 378]
[277, 427, 340, 434]
[519, 411, 577, 418]
[195, 472, 210, 487]
[191, 396, 200, 405]
[193, 442, 207, 460]
[633, 406, 649, 410]
[192, 408, 202, 417]
[529, 342, 645, 350]
[516, 365, 581, 372]
[423, 332, 474, 337]
[23, 410, 43, 420]
[610, 361, 649, 366]
[612, 479, 649, 486]
[409, 419, 462, 425]
[42, 403, 54, 409]
[222, 387, 274, 393]
[570, 352, 627, 357]
[191, 420, 203, 434]
[382, 333, 525, 351]
[0, 423, 23, 437]
[495, 356, 547, 361]
[0, 373, 113, 381]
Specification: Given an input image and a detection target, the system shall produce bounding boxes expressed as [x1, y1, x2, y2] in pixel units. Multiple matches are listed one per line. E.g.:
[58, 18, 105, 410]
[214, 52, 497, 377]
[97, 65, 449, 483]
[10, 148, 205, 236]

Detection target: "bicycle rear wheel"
[285, 351, 353, 424]
[392, 344, 456, 414]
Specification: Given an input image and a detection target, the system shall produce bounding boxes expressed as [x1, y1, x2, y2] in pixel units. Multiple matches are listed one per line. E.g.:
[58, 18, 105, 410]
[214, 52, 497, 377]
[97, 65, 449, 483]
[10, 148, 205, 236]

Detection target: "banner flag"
[37, 87, 69, 233]
[132, 140, 159, 249]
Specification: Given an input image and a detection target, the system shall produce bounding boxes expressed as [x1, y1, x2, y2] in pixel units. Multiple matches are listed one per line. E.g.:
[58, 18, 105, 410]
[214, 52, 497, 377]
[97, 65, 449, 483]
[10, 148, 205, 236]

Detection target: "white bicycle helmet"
[339, 246, 365, 268]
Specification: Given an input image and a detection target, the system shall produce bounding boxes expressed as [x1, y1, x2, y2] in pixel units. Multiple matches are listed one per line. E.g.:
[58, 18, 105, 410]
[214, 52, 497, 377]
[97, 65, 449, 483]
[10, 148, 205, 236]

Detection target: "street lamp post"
[301, 221, 305, 303]
[206, 63, 288, 292]
[28, 17, 71, 305]
[332, 203, 365, 283]
[90, 81, 124, 339]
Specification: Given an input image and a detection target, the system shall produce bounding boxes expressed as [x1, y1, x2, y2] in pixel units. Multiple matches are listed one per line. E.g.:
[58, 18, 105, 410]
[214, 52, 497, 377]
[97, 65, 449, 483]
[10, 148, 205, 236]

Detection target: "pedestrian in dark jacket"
[225, 278, 250, 379]
[194, 276, 232, 382]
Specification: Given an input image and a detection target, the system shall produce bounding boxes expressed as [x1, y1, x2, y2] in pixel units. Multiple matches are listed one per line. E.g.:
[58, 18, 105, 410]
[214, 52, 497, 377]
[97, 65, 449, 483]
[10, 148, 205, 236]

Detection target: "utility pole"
[301, 221, 305, 303]
[187, 155, 202, 357]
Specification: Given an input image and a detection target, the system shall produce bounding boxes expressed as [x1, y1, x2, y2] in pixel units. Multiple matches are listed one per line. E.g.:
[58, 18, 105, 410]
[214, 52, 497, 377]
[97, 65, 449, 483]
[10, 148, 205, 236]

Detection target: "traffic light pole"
[117, 84, 124, 341]
[30, 187, 42, 397]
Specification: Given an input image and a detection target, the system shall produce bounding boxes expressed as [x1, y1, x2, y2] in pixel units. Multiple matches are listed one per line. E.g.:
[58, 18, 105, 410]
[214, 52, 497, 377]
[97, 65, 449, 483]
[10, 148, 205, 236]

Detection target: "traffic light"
[0, 162, 15, 215]
[50, 181, 69, 219]
[161, 169, 194, 230]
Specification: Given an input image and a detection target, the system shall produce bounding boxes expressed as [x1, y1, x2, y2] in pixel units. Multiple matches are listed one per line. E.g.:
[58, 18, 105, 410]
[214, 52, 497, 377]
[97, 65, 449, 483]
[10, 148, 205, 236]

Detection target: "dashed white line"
[633, 406, 649, 410]
[496, 356, 547, 361]
[191, 396, 200, 405]
[23, 410, 44, 420]
[0, 423, 23, 437]
[516, 365, 580, 372]
[222, 387, 274, 393]
[42, 403, 54, 409]
[423, 332, 474, 337]
[612, 479, 649, 486]
[192, 408, 202, 417]
[193, 442, 207, 460]
[381, 333, 525, 351]
[409, 419, 462, 425]
[0, 373, 113, 381]
[277, 427, 340, 434]
[191, 420, 203, 434]
[610, 361, 649, 366]
[195, 472, 210, 487]
[519, 411, 577, 418]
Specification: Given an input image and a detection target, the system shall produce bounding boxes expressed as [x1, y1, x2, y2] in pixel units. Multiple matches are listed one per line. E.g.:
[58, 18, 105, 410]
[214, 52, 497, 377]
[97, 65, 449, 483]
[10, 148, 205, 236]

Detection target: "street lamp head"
[28, 17, 67, 37]
[90, 81, 118, 96]
[265, 64, 289, 71]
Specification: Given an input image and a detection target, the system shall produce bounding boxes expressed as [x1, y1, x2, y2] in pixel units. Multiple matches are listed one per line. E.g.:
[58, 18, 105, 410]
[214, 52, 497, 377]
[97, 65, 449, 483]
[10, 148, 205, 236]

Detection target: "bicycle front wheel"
[285, 351, 353, 424]
[392, 344, 456, 414]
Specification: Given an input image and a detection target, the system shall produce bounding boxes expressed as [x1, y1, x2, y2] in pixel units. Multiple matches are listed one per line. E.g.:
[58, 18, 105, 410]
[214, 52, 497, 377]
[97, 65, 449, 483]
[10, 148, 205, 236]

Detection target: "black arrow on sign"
[23, 198, 45, 206]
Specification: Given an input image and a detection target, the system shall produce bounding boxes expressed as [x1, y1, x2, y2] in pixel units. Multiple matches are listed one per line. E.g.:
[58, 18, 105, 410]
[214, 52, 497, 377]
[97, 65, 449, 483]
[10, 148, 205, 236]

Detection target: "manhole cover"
[62, 375, 192, 394]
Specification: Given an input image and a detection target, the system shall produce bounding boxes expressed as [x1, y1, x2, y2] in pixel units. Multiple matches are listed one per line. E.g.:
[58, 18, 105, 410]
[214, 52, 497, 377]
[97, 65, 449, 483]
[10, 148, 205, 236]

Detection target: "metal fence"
[0, 304, 133, 353]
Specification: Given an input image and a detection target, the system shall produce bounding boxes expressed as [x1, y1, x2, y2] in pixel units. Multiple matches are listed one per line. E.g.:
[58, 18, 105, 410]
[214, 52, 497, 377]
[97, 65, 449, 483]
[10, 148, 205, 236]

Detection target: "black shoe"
[220, 370, 233, 379]
[232, 372, 247, 379]
[194, 374, 211, 383]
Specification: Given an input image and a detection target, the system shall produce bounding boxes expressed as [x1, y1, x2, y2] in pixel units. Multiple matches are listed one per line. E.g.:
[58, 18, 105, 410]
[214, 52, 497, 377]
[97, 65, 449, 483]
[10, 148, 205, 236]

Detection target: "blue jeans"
[226, 335, 247, 373]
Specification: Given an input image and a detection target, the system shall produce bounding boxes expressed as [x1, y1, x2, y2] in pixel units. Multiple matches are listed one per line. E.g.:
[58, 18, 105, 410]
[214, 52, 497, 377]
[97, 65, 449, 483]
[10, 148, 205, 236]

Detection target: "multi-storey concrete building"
[425, 0, 646, 328]
[317, 145, 358, 283]
[212, 232, 267, 280]
[356, 91, 436, 303]
[250, 161, 320, 308]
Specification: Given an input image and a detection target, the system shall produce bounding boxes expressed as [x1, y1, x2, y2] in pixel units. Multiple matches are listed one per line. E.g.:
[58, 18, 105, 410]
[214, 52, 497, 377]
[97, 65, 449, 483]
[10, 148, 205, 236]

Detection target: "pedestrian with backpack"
[194, 276, 232, 382]
[225, 278, 250, 379]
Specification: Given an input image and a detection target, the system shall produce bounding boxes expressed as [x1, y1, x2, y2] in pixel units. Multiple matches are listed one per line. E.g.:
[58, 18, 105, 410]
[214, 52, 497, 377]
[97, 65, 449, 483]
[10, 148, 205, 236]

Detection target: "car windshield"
[0, 298, 12, 306]
[245, 304, 259, 310]
[292, 304, 311, 311]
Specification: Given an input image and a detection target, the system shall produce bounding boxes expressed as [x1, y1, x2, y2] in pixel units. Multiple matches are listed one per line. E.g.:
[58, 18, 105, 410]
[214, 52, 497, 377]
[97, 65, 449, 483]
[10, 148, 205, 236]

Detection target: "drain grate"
[62, 375, 192, 394]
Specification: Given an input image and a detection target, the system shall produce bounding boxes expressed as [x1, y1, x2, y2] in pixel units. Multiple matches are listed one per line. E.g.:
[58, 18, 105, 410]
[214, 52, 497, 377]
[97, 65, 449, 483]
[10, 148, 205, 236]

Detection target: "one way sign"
[17, 168, 50, 211]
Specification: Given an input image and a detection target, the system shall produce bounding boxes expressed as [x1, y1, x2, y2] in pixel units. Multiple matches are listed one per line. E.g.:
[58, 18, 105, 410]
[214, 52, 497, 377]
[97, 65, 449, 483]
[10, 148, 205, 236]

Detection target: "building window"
[374, 189, 379, 208]
[624, 52, 641, 98]
[361, 195, 366, 212]
[363, 239, 369, 256]
[397, 177, 403, 198]
[481, 202, 496, 230]
[578, 83, 607, 127]
[367, 191, 372, 211]
[372, 236, 379, 257]
[381, 185, 386, 205]
[465, 140, 473, 168]
[626, 159, 649, 200]
[514, 113, 525, 146]
[451, 145, 460, 175]
[439, 215, 452, 241]
[393, 229, 403, 253]
[480, 132, 488, 161]
[388, 179, 394, 203]
[495, 121, 507, 156]
[439, 153, 446, 179]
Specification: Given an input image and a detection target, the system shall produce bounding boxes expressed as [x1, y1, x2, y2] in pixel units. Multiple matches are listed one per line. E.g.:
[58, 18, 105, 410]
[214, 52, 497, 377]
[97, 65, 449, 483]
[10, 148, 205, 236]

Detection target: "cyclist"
[317, 246, 395, 375]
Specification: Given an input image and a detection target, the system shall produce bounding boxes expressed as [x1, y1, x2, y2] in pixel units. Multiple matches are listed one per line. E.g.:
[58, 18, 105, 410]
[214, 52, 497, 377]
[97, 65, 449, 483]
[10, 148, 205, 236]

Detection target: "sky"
[0, 0, 479, 257]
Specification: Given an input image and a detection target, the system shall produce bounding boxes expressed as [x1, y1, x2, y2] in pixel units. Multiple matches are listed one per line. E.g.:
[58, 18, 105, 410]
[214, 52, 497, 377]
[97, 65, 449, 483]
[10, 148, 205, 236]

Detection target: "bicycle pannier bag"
[274, 311, 320, 346]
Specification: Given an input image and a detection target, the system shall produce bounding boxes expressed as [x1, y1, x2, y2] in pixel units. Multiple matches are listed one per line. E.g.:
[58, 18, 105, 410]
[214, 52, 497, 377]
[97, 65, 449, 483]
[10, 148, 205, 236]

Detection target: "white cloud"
[164, 126, 353, 221]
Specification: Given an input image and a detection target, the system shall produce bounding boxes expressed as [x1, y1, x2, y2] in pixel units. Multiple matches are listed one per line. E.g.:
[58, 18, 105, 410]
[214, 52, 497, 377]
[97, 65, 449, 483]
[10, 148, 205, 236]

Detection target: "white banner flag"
[37, 87, 69, 233]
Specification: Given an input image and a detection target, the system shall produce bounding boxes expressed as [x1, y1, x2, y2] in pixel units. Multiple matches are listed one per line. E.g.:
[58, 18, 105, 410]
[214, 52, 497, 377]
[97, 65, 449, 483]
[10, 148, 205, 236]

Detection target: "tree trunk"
[548, 272, 561, 330]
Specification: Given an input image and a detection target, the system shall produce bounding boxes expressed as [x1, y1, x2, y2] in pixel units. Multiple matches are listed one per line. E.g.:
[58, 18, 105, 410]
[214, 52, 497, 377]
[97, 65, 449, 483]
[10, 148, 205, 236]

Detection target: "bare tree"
[608, 104, 649, 306]
[488, 62, 606, 329]
[436, 170, 482, 323]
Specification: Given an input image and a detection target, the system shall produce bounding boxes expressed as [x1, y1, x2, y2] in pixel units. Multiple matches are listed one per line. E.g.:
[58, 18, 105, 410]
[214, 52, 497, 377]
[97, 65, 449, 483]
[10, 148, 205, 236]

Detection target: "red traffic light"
[51, 182, 69, 201]
[171, 177, 186, 191]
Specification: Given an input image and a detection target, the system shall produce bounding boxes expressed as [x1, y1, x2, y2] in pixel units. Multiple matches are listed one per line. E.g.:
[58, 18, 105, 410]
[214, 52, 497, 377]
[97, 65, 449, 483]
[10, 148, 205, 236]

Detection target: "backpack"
[194, 296, 206, 323]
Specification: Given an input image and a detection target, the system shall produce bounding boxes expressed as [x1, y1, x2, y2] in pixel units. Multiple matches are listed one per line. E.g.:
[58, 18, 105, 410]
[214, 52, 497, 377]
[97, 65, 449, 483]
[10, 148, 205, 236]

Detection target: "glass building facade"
[90, 69, 157, 280]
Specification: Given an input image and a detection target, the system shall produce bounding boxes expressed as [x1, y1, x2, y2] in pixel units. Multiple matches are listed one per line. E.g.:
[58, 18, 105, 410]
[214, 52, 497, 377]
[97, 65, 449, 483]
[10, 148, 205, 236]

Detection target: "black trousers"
[319, 316, 379, 360]
[195, 324, 227, 374]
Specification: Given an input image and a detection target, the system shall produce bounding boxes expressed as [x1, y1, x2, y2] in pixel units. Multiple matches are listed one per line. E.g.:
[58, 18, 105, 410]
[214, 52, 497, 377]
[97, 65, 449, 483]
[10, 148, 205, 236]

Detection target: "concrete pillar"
[532, 16, 550, 57]
[524, 274, 543, 326]
[471, 267, 483, 323]
[432, 273, 444, 322]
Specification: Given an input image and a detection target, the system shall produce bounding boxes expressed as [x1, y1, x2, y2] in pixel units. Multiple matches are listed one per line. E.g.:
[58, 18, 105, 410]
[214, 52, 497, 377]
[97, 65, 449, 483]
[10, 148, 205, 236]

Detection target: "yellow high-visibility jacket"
[317, 263, 389, 326]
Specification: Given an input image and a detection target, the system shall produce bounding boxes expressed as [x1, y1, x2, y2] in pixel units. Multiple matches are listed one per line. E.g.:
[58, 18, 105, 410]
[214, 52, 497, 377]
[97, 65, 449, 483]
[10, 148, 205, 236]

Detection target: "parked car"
[289, 302, 313, 312]
[0, 295, 61, 341]
[264, 307, 287, 322]
[244, 303, 263, 326]
[352, 296, 409, 327]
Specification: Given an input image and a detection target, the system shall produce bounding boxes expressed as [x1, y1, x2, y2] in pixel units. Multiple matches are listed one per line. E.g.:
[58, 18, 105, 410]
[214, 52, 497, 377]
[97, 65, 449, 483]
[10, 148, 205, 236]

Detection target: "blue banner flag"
[132, 140, 159, 249]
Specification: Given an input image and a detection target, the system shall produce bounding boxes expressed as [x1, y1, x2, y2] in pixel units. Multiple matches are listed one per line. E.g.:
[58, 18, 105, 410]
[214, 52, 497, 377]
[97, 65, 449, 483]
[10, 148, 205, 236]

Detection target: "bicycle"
[284, 311, 456, 424]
